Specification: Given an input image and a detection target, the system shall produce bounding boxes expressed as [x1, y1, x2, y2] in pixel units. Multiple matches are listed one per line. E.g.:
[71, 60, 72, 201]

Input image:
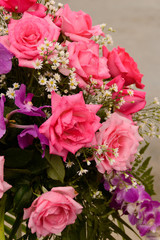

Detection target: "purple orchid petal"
[0, 43, 13, 74]
[18, 125, 49, 157]
[124, 188, 139, 203]
[15, 84, 49, 117]
[0, 95, 6, 139]
[18, 127, 37, 149]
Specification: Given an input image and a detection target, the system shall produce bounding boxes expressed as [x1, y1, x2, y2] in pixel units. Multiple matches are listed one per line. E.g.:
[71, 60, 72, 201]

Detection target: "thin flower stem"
[9, 123, 35, 129]
[0, 194, 7, 240]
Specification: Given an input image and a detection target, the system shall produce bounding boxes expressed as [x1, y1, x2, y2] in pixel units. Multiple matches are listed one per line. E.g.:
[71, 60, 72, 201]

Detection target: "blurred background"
[60, 0, 160, 202]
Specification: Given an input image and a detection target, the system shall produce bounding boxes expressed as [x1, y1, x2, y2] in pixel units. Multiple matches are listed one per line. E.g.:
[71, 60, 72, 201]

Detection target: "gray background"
[59, 1, 160, 238]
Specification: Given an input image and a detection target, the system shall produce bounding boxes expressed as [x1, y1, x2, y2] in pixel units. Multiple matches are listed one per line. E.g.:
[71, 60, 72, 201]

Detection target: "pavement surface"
[59, 1, 160, 239]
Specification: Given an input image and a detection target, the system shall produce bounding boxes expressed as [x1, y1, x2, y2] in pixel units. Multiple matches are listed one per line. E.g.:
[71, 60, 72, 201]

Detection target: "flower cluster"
[0, 0, 159, 239]
[104, 172, 160, 237]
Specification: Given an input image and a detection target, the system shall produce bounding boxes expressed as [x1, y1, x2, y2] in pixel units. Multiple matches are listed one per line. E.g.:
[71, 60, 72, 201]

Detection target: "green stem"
[0, 194, 7, 240]
[28, 69, 35, 91]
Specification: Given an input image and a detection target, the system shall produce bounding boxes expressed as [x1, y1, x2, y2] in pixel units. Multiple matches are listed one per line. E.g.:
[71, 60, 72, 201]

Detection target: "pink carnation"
[39, 91, 102, 161]
[0, 12, 60, 68]
[0, 156, 12, 198]
[23, 186, 83, 237]
[94, 112, 143, 173]
[67, 41, 110, 88]
[103, 46, 144, 89]
[60, 4, 105, 42]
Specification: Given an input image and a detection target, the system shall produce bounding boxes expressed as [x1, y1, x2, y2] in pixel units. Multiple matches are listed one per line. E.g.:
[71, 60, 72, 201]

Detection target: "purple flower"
[137, 200, 160, 236]
[17, 125, 49, 157]
[15, 84, 49, 117]
[0, 43, 13, 74]
[0, 95, 6, 139]
[103, 171, 160, 237]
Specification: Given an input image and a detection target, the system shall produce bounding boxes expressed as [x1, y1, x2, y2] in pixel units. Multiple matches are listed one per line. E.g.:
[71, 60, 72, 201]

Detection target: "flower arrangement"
[0, 0, 160, 239]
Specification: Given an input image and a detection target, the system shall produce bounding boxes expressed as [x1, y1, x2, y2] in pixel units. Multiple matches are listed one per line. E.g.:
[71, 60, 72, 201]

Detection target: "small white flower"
[111, 83, 118, 92]
[44, 40, 53, 48]
[118, 97, 125, 106]
[154, 97, 159, 105]
[77, 168, 88, 176]
[66, 161, 75, 168]
[48, 78, 56, 86]
[33, 59, 43, 69]
[13, 82, 19, 89]
[37, 44, 47, 52]
[54, 42, 62, 51]
[54, 73, 61, 82]
[127, 89, 134, 96]
[97, 146, 103, 155]
[6, 88, 15, 99]
[58, 3, 63, 8]
[38, 76, 47, 85]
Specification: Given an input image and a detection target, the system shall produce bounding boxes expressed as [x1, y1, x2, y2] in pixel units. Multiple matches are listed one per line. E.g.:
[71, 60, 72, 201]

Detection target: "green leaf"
[139, 142, 149, 154]
[45, 151, 65, 183]
[4, 148, 33, 168]
[13, 185, 32, 213]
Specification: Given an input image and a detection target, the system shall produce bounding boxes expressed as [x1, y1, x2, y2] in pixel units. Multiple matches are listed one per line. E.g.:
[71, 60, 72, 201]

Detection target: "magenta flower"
[0, 43, 13, 74]
[17, 125, 49, 157]
[15, 84, 48, 117]
[104, 172, 160, 237]
[0, 95, 6, 139]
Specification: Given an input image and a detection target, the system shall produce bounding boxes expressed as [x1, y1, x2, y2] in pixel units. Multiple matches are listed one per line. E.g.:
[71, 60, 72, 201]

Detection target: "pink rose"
[39, 91, 102, 161]
[27, 3, 47, 18]
[23, 186, 83, 237]
[116, 88, 146, 115]
[59, 4, 105, 42]
[0, 156, 12, 198]
[94, 112, 143, 173]
[67, 41, 110, 88]
[105, 75, 146, 115]
[0, 0, 37, 12]
[0, 12, 60, 68]
[103, 46, 144, 89]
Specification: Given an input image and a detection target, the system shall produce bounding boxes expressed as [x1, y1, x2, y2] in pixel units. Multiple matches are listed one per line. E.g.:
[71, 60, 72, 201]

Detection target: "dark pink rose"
[94, 112, 143, 173]
[23, 187, 83, 237]
[0, 12, 60, 68]
[27, 3, 47, 17]
[0, 156, 12, 198]
[103, 46, 144, 89]
[0, 0, 37, 12]
[67, 41, 110, 88]
[105, 75, 146, 115]
[60, 4, 105, 42]
[116, 88, 146, 115]
[39, 91, 102, 161]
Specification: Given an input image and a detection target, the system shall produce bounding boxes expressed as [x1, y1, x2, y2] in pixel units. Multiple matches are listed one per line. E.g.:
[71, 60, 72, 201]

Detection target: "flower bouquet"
[0, 0, 160, 239]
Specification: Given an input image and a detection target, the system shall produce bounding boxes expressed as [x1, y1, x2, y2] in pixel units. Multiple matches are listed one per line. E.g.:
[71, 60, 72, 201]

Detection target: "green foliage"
[131, 142, 155, 195]
[45, 151, 65, 183]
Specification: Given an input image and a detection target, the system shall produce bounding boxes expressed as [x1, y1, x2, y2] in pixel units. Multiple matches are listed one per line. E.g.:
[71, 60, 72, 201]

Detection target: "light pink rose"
[39, 91, 102, 161]
[0, 156, 12, 198]
[103, 46, 144, 89]
[0, 0, 37, 12]
[0, 12, 60, 68]
[67, 41, 110, 88]
[105, 75, 146, 115]
[94, 112, 143, 173]
[23, 186, 83, 237]
[59, 4, 105, 42]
